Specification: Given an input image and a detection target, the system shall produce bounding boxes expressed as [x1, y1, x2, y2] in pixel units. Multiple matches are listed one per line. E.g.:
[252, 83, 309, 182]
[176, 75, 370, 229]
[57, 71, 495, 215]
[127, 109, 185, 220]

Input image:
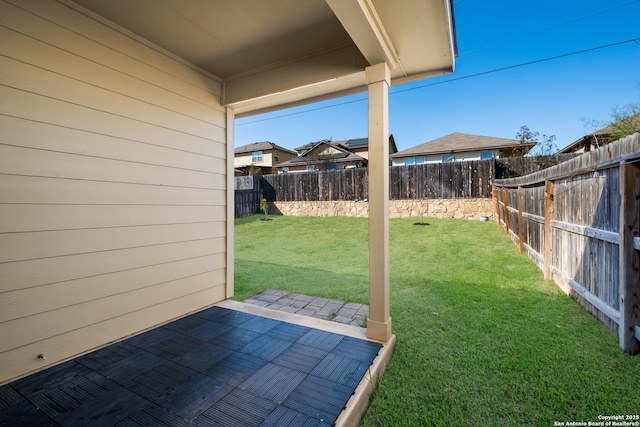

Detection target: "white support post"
[366, 63, 392, 342]
[226, 107, 235, 299]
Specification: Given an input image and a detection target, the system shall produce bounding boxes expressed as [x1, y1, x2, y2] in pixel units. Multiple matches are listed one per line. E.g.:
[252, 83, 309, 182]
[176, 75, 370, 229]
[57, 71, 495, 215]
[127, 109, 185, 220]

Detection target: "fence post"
[619, 160, 640, 354]
[543, 180, 554, 280]
[518, 186, 525, 253]
[492, 188, 499, 223]
[502, 187, 510, 235]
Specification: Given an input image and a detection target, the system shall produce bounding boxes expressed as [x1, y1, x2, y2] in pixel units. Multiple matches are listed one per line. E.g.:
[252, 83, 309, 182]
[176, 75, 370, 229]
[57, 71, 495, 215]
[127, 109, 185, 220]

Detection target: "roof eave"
[228, 0, 456, 117]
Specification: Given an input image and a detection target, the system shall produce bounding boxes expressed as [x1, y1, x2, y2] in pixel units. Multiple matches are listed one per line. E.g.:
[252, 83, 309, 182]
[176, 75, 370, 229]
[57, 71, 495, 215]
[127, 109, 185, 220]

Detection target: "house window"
[480, 150, 493, 160]
[306, 165, 315, 171]
[404, 157, 415, 166]
[441, 153, 454, 162]
[415, 156, 426, 164]
[282, 167, 289, 173]
[252, 151, 263, 163]
[274, 151, 279, 162]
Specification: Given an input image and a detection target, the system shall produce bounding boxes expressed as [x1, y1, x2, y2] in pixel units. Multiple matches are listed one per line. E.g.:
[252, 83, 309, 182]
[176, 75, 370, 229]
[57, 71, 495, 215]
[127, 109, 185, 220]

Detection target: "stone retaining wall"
[270, 198, 494, 219]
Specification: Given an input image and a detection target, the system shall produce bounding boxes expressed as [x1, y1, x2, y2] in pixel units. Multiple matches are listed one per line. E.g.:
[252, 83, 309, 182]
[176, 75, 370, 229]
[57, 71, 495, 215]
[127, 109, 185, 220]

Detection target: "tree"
[582, 94, 640, 147]
[259, 198, 270, 220]
[532, 134, 557, 156]
[510, 125, 536, 157]
[515, 125, 538, 145]
[247, 164, 262, 175]
[605, 103, 640, 141]
[512, 125, 557, 156]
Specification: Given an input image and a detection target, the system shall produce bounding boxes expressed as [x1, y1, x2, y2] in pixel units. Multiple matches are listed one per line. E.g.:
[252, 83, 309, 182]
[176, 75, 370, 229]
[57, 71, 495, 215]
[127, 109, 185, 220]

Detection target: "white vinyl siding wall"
[0, 0, 228, 383]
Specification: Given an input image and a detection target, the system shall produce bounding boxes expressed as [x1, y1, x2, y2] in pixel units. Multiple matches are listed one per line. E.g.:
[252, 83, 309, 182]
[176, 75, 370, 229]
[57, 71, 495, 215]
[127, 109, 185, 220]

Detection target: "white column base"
[367, 317, 392, 342]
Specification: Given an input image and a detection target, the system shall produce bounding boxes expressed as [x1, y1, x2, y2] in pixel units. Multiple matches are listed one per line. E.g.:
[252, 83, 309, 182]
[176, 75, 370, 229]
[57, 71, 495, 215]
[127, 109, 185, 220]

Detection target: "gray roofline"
[390, 143, 535, 157]
[391, 132, 532, 157]
[235, 141, 297, 155]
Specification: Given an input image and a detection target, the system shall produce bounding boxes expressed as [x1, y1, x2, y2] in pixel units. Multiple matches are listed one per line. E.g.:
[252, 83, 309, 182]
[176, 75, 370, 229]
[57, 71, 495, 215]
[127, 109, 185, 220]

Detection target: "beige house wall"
[272, 150, 297, 166]
[234, 151, 273, 168]
[353, 148, 369, 160]
[317, 146, 342, 155]
[235, 150, 296, 170]
[271, 198, 494, 219]
[234, 152, 255, 168]
[0, 0, 228, 383]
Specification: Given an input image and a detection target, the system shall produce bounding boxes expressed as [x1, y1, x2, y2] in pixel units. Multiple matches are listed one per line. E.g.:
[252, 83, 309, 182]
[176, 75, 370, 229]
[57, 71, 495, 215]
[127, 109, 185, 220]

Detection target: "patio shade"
[72, 0, 457, 116]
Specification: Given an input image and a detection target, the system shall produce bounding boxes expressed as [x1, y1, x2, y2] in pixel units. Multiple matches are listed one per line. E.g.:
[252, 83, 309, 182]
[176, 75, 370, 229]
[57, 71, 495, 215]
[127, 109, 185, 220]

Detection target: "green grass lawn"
[234, 215, 640, 426]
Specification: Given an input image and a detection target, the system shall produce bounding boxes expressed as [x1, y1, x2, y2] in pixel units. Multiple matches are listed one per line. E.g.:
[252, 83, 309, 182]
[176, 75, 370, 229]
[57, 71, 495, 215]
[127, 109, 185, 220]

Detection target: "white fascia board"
[325, 0, 400, 71]
[229, 71, 367, 118]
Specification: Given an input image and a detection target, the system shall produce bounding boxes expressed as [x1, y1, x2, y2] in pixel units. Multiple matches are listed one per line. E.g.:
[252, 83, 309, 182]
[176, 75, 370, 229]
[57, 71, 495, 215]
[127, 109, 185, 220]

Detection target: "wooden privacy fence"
[241, 160, 495, 203]
[493, 133, 640, 354]
[235, 189, 261, 218]
[234, 157, 574, 218]
[390, 159, 493, 199]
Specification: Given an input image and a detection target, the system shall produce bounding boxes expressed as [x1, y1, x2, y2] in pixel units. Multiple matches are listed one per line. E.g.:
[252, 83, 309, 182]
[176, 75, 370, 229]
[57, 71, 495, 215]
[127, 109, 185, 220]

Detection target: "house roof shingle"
[338, 137, 368, 149]
[294, 135, 397, 153]
[276, 140, 367, 168]
[391, 132, 532, 157]
[235, 141, 297, 155]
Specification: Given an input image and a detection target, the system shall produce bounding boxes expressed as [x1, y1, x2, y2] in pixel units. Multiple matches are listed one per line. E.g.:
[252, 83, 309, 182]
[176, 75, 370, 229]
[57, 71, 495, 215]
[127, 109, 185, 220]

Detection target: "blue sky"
[235, 0, 640, 153]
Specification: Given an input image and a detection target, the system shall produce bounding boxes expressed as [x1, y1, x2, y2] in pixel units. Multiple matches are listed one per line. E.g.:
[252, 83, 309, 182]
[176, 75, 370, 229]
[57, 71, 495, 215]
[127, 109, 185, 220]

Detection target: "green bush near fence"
[235, 215, 640, 426]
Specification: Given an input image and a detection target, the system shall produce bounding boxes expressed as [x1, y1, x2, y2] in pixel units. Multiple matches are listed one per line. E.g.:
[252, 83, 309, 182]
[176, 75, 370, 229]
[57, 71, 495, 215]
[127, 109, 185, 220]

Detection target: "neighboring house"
[279, 135, 398, 172]
[1, 0, 455, 383]
[391, 132, 533, 165]
[558, 114, 640, 154]
[293, 135, 398, 160]
[234, 141, 297, 175]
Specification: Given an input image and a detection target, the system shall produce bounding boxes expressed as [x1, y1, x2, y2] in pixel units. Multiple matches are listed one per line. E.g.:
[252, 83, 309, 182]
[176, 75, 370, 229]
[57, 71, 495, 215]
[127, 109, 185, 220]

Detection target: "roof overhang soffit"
[227, 0, 456, 118]
[325, 0, 400, 72]
[225, 0, 395, 117]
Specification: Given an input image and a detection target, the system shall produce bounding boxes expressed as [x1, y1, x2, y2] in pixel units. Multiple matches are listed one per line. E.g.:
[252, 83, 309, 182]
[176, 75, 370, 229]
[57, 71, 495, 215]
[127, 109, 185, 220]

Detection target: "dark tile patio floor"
[0, 306, 382, 427]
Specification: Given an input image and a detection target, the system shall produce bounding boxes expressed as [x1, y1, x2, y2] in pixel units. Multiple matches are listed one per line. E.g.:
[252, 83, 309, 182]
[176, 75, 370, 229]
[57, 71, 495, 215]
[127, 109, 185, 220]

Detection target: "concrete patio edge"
[216, 299, 396, 427]
[335, 333, 396, 427]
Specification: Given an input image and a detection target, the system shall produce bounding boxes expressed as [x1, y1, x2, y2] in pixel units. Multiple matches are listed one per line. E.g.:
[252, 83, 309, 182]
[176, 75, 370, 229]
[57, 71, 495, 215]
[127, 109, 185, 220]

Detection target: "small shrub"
[259, 198, 271, 221]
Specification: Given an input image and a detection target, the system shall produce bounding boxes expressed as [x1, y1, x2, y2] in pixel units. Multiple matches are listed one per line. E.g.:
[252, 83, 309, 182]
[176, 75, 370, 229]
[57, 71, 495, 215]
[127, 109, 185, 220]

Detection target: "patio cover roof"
[72, 0, 457, 117]
[69, 0, 456, 343]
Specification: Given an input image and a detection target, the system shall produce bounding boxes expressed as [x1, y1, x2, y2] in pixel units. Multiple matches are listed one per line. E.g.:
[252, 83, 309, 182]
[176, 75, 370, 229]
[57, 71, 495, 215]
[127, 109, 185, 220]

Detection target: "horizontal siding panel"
[0, 253, 225, 323]
[0, 221, 225, 263]
[0, 116, 224, 173]
[0, 175, 225, 205]
[0, 145, 225, 190]
[0, 285, 226, 383]
[0, 86, 225, 157]
[0, 23, 225, 128]
[0, 204, 225, 233]
[0, 56, 222, 142]
[0, 0, 230, 384]
[0, 269, 225, 351]
[0, 238, 225, 293]
[2, 0, 223, 100]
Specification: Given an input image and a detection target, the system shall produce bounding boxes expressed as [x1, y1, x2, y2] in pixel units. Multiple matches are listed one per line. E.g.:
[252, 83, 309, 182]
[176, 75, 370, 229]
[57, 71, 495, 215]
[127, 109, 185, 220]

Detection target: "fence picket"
[493, 133, 640, 354]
